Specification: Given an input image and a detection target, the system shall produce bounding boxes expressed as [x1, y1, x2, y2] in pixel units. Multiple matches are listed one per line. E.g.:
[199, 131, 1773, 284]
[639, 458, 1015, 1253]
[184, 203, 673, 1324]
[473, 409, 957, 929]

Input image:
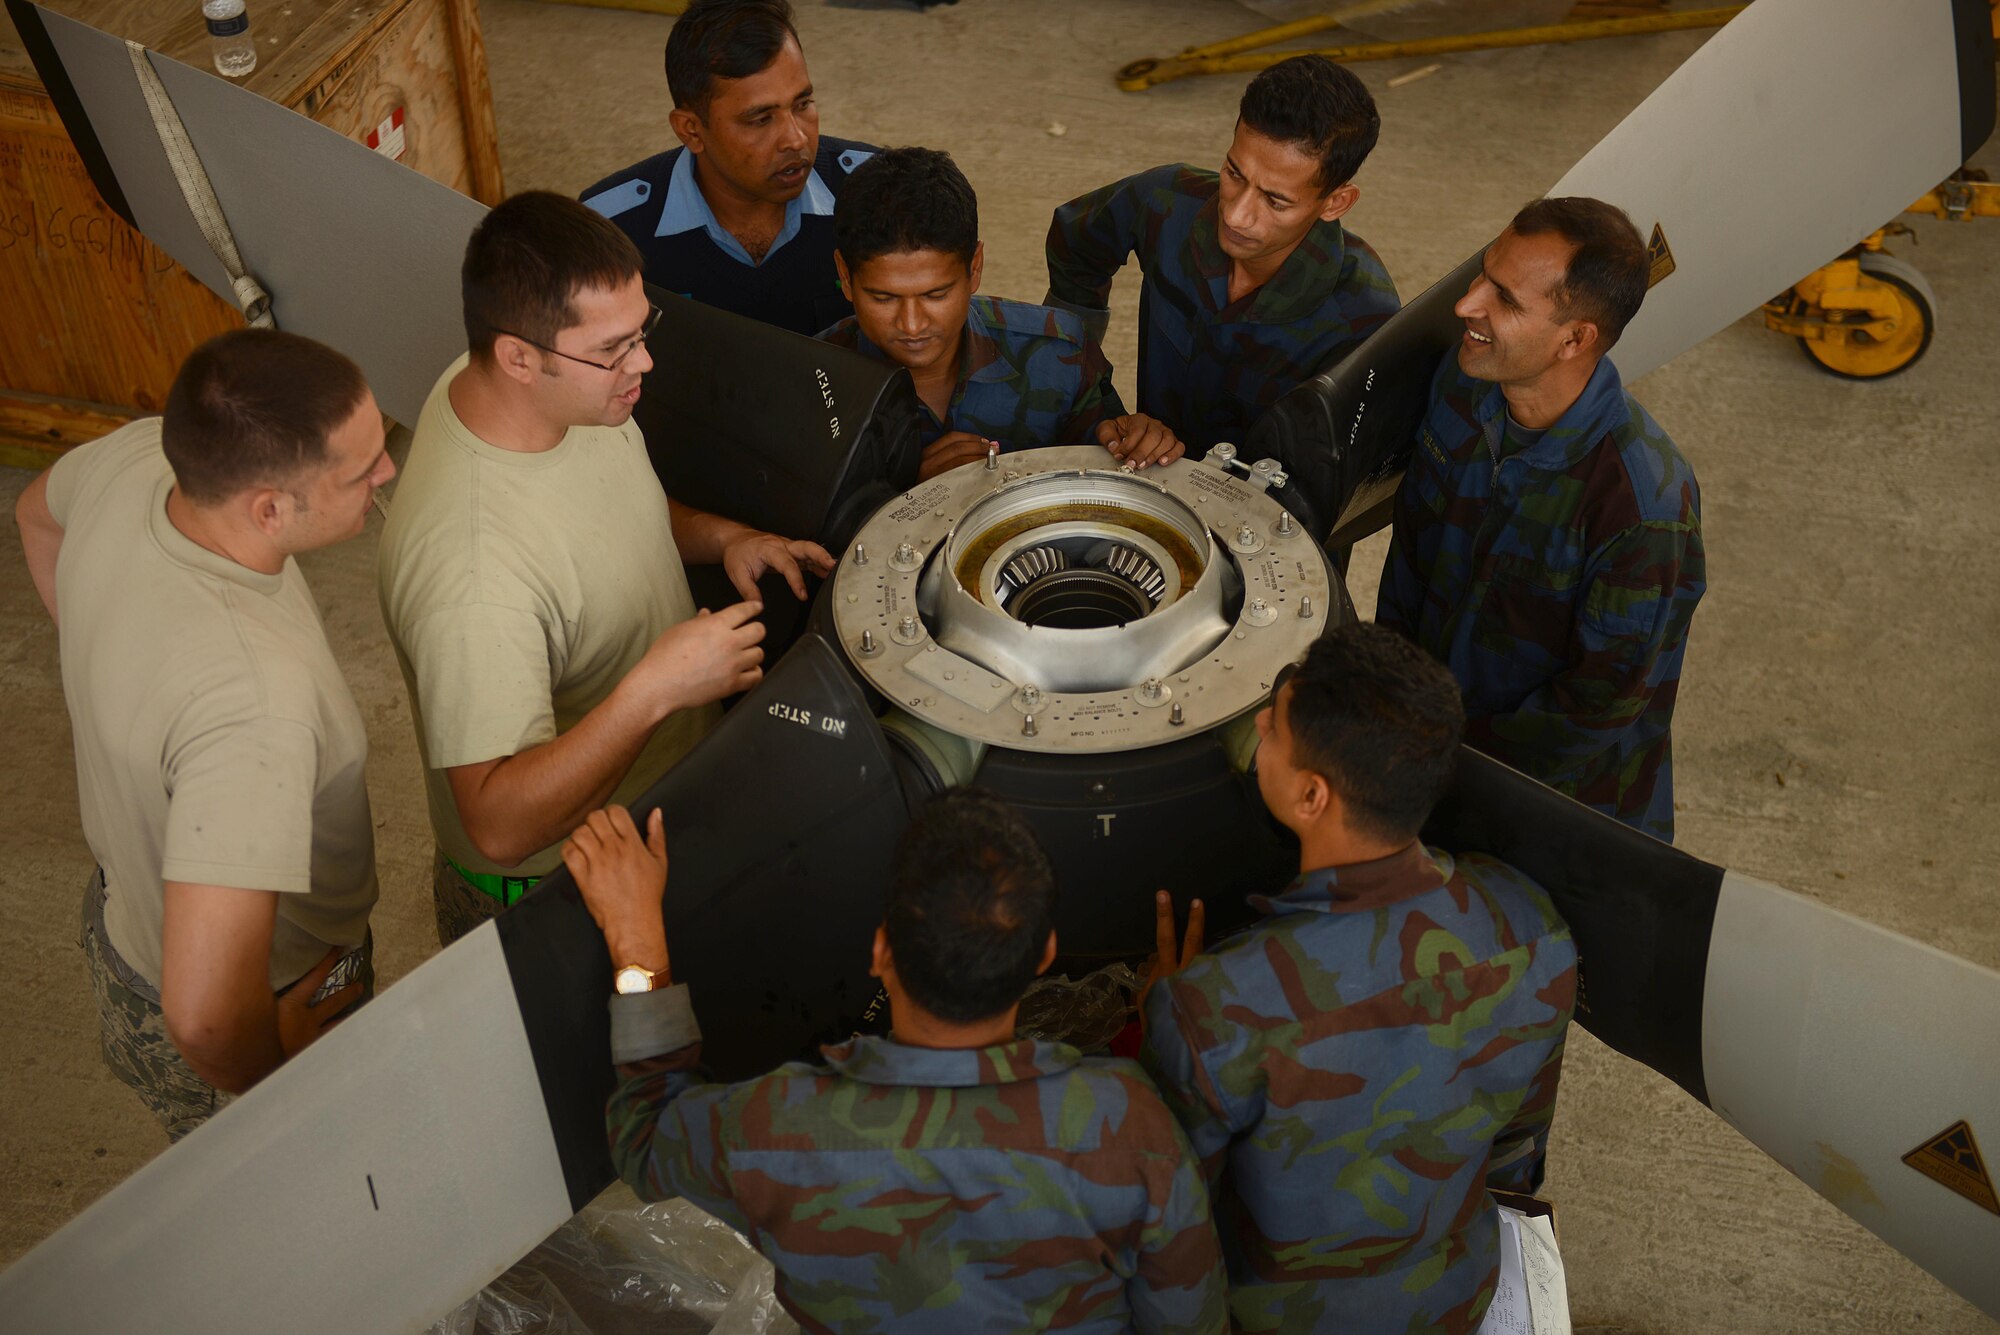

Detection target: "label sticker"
[1646, 223, 1676, 289]
[1902, 1120, 1999, 1216]
[366, 107, 406, 162]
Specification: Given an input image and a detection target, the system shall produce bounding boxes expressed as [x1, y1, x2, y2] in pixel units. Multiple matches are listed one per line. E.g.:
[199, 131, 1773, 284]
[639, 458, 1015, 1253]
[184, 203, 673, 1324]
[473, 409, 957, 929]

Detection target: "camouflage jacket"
[607, 1031, 1228, 1333]
[1376, 355, 1705, 841]
[1140, 843, 1577, 1334]
[818, 295, 1122, 453]
[1043, 164, 1399, 455]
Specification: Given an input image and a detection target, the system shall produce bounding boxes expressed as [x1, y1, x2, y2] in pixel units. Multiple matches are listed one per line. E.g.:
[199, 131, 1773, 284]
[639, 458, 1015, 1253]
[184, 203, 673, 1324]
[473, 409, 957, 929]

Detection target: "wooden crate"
[0, 0, 503, 466]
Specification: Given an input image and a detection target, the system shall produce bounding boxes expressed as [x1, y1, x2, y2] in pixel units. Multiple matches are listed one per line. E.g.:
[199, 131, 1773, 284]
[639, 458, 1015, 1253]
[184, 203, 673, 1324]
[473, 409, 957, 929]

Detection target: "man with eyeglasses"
[379, 190, 833, 945]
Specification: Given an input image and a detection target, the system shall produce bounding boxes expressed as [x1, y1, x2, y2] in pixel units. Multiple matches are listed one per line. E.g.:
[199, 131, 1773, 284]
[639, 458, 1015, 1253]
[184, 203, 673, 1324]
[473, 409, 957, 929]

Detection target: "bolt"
[1141, 678, 1163, 702]
[985, 443, 999, 470]
[895, 541, 917, 565]
[1277, 510, 1295, 536]
[899, 614, 918, 637]
[1169, 702, 1185, 726]
[854, 542, 869, 565]
[1236, 523, 1255, 546]
[1019, 683, 1043, 710]
[1250, 598, 1268, 617]
[1299, 595, 1315, 619]
[1022, 714, 1038, 738]
[860, 629, 877, 653]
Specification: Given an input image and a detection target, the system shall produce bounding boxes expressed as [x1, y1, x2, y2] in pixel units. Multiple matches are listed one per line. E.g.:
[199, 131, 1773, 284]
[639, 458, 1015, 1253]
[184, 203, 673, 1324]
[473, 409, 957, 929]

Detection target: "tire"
[1798, 254, 1936, 380]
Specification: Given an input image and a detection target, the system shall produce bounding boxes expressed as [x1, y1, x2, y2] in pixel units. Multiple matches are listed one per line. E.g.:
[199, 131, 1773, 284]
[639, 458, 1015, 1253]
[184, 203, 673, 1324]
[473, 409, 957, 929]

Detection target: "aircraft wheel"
[1798, 253, 1936, 380]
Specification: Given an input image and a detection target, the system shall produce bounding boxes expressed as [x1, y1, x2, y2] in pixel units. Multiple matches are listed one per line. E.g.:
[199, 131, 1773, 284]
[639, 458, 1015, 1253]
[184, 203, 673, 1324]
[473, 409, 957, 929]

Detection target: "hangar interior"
[2, 0, 1997, 1331]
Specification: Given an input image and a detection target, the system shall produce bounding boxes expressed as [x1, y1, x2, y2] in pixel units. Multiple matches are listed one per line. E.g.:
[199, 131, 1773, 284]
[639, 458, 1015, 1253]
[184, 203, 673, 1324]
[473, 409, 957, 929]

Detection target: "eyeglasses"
[490, 305, 662, 373]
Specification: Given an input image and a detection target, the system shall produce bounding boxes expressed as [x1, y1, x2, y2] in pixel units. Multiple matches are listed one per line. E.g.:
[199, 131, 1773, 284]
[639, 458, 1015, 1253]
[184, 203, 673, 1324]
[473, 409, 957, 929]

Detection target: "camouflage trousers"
[80, 871, 373, 1142]
[433, 849, 511, 947]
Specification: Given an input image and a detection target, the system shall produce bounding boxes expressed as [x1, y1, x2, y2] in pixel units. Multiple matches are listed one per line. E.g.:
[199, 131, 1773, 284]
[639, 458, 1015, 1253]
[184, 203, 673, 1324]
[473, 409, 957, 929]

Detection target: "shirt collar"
[962, 297, 1012, 384]
[1190, 192, 1353, 325]
[845, 300, 1007, 427]
[819, 1034, 1083, 1088]
[1251, 841, 1451, 917]
[147, 472, 288, 596]
[1472, 355, 1629, 471]
[655, 148, 835, 266]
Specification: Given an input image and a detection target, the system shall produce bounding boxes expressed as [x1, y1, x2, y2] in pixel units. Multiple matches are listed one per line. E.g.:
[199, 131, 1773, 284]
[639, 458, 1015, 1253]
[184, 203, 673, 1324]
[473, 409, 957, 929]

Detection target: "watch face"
[614, 966, 652, 995]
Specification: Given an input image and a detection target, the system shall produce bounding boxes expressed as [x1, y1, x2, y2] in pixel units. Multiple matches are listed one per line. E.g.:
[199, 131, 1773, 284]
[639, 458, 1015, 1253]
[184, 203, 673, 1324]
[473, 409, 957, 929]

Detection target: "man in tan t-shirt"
[380, 191, 834, 944]
[14, 330, 394, 1140]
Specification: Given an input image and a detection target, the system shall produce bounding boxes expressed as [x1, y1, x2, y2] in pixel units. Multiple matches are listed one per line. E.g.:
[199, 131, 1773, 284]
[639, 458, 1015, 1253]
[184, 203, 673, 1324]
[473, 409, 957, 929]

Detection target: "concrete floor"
[3, 1, 1998, 1330]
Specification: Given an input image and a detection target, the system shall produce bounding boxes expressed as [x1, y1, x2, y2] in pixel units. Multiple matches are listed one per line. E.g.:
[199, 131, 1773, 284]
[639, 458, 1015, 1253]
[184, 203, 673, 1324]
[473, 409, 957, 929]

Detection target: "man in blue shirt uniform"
[581, 0, 877, 336]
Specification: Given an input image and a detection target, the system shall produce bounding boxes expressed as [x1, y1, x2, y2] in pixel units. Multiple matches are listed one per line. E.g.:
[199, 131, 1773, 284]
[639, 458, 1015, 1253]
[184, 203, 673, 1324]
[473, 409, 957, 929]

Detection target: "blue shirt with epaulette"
[817, 295, 1124, 452]
[582, 135, 878, 337]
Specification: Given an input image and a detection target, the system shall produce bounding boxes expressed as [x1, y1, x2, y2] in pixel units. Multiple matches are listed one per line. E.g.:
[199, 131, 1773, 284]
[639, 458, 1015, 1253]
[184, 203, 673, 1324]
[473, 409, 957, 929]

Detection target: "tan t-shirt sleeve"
[162, 715, 320, 893]
[45, 425, 138, 525]
[402, 602, 560, 769]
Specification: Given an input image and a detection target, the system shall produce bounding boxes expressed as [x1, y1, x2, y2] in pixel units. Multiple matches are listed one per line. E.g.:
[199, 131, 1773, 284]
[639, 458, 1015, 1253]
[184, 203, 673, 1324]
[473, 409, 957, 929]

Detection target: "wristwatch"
[613, 964, 663, 995]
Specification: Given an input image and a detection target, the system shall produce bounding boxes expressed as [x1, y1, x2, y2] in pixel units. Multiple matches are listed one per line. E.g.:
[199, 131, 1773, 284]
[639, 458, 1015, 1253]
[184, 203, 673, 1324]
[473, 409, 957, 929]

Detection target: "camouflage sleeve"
[1051, 337, 1126, 445]
[1044, 173, 1150, 343]
[1374, 361, 1453, 637]
[1128, 1142, 1231, 1335]
[1484, 963, 1578, 1195]
[605, 1046, 752, 1235]
[1464, 519, 1700, 785]
[1485, 1035, 1568, 1195]
[1138, 975, 1246, 1194]
[1373, 472, 1431, 637]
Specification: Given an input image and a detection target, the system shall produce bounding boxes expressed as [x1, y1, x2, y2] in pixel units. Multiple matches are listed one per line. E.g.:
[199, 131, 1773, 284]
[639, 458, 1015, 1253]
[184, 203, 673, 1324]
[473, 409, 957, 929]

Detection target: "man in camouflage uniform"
[565, 792, 1228, 1333]
[1376, 197, 1703, 841]
[1044, 55, 1399, 457]
[821, 146, 1186, 481]
[1141, 623, 1577, 1334]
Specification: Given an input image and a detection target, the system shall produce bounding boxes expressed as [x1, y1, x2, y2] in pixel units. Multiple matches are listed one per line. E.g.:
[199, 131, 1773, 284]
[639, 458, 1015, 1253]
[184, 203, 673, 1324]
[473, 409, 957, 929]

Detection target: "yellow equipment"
[1116, 1, 1745, 92]
[1763, 171, 2000, 379]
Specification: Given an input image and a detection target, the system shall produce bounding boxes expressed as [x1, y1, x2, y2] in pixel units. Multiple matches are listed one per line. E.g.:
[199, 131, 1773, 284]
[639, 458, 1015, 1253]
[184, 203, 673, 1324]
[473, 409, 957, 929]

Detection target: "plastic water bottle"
[203, 0, 256, 78]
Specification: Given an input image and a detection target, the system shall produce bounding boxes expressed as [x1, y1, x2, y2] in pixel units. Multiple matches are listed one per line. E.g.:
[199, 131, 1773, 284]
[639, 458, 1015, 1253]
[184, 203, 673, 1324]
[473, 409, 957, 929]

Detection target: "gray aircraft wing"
[1251, 0, 1997, 541]
[3, 0, 1997, 1328]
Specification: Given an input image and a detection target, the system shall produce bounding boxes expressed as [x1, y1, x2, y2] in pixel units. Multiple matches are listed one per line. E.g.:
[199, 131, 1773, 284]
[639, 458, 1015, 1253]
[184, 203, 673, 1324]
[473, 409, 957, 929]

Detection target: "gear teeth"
[1103, 545, 1167, 603]
[1001, 546, 1069, 592]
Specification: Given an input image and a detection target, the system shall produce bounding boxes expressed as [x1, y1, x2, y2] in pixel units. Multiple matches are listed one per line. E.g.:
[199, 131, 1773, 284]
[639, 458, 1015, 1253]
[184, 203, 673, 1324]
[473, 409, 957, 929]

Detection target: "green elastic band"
[446, 857, 539, 907]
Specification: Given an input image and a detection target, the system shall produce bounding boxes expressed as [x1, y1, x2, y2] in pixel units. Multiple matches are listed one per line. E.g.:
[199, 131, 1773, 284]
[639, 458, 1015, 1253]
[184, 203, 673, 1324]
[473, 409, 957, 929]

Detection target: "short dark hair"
[1281, 623, 1464, 843]
[834, 147, 979, 269]
[883, 789, 1056, 1025]
[1509, 196, 1650, 350]
[462, 191, 643, 365]
[1238, 55, 1380, 193]
[161, 329, 369, 505]
[665, 0, 799, 116]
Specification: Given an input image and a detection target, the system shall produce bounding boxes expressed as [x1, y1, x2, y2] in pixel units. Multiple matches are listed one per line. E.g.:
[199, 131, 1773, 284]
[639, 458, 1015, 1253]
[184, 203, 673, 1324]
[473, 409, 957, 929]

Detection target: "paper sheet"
[1478, 1206, 1572, 1335]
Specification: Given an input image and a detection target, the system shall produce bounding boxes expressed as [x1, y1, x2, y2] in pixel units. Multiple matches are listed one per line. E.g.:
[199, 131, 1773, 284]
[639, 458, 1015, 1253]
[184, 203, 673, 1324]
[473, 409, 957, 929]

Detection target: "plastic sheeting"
[1016, 963, 1146, 1053]
[431, 1186, 796, 1335]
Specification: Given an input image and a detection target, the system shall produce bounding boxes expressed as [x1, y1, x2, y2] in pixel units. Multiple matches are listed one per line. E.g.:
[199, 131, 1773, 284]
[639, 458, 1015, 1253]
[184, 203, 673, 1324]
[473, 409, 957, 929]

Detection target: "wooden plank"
[0, 81, 242, 411]
[442, 0, 500, 203]
[0, 388, 132, 467]
[2, 0, 504, 449]
[298, 0, 481, 197]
